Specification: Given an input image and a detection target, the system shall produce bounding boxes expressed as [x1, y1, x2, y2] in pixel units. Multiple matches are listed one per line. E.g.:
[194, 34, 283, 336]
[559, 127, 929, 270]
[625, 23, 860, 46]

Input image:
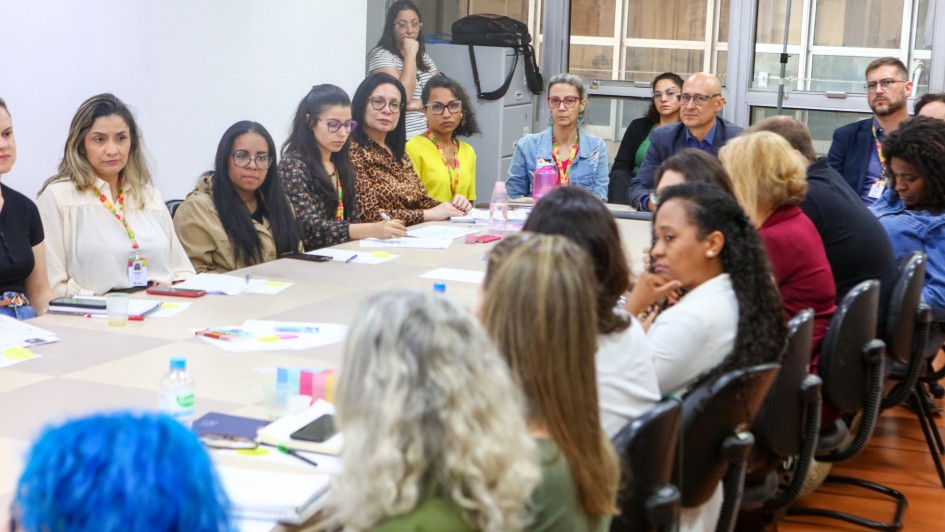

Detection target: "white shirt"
[37, 178, 194, 297]
[596, 318, 661, 438]
[648, 274, 738, 396]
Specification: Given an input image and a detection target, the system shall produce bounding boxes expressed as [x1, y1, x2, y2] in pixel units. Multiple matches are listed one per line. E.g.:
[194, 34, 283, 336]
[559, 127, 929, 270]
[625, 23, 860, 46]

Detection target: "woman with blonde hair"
[481, 233, 619, 531]
[37, 94, 193, 296]
[331, 289, 540, 531]
[720, 131, 837, 420]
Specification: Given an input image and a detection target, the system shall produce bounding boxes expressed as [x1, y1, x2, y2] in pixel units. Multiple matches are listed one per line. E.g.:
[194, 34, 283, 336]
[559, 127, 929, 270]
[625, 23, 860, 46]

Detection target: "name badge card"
[128, 257, 149, 286]
[868, 178, 887, 199]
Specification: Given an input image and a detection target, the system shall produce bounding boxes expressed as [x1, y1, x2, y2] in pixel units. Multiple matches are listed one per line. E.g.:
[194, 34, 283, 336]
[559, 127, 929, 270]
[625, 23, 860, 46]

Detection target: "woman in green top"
[330, 289, 540, 531]
[480, 233, 620, 531]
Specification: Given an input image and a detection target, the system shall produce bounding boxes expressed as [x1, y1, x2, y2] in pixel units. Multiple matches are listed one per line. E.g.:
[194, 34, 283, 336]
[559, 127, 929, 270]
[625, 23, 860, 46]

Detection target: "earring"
[706, 250, 715, 258]
[577, 110, 585, 126]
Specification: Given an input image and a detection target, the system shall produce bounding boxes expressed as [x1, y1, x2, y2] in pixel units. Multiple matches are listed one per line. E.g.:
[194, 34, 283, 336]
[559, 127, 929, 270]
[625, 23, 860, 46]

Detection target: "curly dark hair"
[523, 187, 631, 335]
[882, 115, 945, 213]
[421, 75, 481, 138]
[656, 182, 787, 386]
[374, 0, 434, 72]
[645, 72, 684, 123]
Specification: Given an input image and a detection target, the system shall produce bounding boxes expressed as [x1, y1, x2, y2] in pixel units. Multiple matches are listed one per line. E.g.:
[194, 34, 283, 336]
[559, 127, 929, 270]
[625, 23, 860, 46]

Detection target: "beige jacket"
[173, 173, 285, 273]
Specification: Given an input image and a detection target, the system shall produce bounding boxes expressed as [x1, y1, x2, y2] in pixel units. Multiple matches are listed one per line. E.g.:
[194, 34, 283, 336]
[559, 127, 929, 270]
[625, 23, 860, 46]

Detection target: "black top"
[0, 183, 45, 294]
[609, 116, 655, 205]
[801, 158, 897, 327]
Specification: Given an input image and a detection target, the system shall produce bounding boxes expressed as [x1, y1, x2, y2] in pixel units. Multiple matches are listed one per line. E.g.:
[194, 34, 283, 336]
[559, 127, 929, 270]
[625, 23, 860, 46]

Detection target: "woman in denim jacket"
[871, 116, 945, 321]
[507, 74, 609, 202]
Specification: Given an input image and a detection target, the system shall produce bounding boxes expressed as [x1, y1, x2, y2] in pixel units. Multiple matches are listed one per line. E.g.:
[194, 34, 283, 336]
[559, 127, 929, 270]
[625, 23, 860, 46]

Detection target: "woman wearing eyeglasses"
[609, 72, 684, 204]
[173, 121, 300, 273]
[405, 75, 478, 208]
[350, 73, 466, 226]
[37, 94, 194, 297]
[368, 0, 438, 140]
[507, 73, 610, 202]
[279, 85, 406, 251]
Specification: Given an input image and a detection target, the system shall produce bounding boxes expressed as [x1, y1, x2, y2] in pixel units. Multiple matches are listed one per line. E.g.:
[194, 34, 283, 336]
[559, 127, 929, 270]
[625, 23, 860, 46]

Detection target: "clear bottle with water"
[159, 357, 195, 428]
[489, 181, 509, 233]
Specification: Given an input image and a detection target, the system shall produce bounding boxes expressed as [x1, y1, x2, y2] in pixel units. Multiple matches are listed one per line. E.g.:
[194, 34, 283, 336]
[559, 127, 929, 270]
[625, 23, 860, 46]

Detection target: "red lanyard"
[91, 180, 140, 255]
[551, 136, 579, 186]
[330, 169, 344, 221]
[425, 129, 460, 196]
[872, 121, 887, 179]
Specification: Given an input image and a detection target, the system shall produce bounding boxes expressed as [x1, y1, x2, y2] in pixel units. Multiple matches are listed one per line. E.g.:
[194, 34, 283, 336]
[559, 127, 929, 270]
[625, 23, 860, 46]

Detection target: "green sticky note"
[265, 281, 288, 287]
[257, 336, 281, 343]
[236, 447, 269, 457]
[3, 347, 34, 360]
[160, 303, 180, 309]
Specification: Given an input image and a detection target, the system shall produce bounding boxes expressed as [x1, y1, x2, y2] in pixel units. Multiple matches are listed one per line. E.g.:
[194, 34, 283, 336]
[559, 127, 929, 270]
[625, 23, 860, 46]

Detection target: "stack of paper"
[177, 274, 293, 295]
[194, 320, 348, 353]
[0, 316, 54, 368]
[216, 465, 331, 524]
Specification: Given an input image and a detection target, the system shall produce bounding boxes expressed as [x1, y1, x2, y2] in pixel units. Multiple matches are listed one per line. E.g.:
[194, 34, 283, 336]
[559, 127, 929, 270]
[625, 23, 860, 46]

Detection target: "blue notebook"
[192, 412, 269, 446]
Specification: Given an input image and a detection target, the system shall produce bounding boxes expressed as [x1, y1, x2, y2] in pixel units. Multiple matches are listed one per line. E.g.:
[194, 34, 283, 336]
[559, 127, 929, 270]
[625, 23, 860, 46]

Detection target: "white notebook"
[47, 296, 163, 317]
[216, 465, 330, 524]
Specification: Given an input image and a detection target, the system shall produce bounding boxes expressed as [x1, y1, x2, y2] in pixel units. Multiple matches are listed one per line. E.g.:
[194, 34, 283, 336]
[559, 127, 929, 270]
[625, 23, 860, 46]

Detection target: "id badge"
[868, 178, 886, 199]
[128, 257, 149, 286]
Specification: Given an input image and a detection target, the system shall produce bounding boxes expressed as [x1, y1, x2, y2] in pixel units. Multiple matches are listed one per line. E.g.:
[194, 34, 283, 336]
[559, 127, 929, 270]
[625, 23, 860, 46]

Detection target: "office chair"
[165, 199, 184, 219]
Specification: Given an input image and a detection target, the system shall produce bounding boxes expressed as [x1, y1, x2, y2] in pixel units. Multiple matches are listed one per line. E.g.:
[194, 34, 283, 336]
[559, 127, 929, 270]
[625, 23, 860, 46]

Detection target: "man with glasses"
[827, 57, 913, 205]
[628, 72, 742, 212]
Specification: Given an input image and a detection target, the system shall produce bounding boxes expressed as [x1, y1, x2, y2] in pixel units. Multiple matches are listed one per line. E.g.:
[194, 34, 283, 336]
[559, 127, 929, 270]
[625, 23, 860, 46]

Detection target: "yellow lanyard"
[551, 136, 579, 186]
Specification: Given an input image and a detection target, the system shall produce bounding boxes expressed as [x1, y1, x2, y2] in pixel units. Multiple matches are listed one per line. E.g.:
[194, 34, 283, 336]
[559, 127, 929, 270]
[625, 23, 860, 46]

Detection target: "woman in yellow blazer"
[174, 121, 300, 273]
[405, 75, 479, 208]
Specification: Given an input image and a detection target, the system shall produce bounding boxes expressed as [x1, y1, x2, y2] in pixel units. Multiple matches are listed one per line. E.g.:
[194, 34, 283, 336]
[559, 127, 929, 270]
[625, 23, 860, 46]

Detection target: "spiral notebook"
[216, 465, 331, 524]
[47, 296, 163, 317]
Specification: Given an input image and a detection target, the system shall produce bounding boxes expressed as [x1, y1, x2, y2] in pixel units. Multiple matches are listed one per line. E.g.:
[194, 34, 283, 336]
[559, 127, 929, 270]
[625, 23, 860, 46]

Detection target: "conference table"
[0, 213, 652, 528]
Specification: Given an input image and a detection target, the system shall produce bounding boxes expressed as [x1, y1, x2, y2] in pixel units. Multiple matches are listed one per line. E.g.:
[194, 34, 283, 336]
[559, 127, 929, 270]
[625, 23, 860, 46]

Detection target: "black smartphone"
[50, 297, 107, 309]
[282, 252, 332, 263]
[289, 414, 336, 443]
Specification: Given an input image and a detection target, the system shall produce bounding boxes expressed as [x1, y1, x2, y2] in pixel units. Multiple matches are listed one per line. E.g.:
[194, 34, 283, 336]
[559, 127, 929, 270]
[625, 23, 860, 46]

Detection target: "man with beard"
[827, 57, 913, 205]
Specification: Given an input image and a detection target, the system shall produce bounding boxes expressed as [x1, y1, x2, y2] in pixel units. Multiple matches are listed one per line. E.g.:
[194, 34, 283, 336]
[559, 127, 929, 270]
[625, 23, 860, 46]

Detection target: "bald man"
[750, 116, 897, 329]
[628, 72, 742, 211]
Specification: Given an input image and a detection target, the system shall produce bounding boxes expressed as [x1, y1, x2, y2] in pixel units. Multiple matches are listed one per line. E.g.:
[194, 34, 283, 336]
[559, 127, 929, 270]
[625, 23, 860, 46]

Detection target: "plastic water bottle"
[433, 282, 446, 293]
[533, 161, 558, 204]
[489, 181, 509, 233]
[159, 357, 195, 428]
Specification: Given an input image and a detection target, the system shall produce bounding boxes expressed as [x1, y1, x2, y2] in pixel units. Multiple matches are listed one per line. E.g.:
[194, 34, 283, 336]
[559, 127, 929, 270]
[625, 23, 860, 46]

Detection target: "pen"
[379, 212, 393, 222]
[195, 329, 233, 341]
[85, 314, 144, 321]
[345, 254, 358, 263]
[276, 445, 319, 468]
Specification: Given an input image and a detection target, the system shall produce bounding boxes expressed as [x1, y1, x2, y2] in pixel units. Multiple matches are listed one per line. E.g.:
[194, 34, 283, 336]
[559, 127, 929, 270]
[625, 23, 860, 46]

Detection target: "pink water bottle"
[533, 160, 558, 204]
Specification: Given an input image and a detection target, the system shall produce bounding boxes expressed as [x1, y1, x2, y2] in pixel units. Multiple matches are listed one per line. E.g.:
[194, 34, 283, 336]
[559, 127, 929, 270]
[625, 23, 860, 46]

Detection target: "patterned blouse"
[278, 154, 360, 251]
[350, 140, 440, 226]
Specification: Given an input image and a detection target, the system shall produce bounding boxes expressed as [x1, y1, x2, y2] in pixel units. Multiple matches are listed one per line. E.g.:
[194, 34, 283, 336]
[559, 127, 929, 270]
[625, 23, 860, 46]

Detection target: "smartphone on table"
[281, 252, 332, 263]
[146, 286, 207, 298]
[289, 414, 337, 443]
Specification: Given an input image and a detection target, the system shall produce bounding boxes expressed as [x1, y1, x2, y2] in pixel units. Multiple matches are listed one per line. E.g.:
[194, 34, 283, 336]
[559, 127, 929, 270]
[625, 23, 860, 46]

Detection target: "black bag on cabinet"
[450, 14, 543, 100]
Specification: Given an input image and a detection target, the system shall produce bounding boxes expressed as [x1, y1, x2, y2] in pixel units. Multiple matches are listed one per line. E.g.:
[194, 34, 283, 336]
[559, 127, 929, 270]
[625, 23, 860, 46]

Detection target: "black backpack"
[450, 14, 543, 100]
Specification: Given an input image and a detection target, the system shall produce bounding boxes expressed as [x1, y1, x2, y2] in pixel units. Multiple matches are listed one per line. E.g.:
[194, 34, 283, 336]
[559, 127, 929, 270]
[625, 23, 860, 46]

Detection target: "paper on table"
[308, 248, 400, 265]
[407, 226, 480, 239]
[459, 208, 529, 223]
[245, 280, 293, 295]
[0, 347, 43, 369]
[148, 301, 193, 318]
[212, 446, 343, 474]
[178, 273, 249, 295]
[419, 267, 486, 284]
[0, 315, 58, 349]
[195, 321, 348, 353]
[359, 237, 453, 250]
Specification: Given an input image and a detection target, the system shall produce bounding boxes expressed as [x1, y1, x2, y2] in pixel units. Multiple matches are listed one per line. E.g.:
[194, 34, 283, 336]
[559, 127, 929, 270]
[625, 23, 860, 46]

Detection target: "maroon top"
[759, 205, 837, 368]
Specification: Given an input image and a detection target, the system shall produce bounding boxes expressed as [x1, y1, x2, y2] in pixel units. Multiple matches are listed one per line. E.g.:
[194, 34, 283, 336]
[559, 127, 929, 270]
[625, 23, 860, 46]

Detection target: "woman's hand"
[451, 194, 472, 213]
[624, 271, 682, 316]
[400, 37, 419, 60]
[423, 202, 466, 222]
[373, 219, 407, 239]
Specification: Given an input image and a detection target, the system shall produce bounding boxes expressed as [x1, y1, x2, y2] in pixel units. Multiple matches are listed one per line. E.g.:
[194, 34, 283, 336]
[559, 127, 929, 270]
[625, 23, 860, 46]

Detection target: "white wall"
[2, 0, 370, 202]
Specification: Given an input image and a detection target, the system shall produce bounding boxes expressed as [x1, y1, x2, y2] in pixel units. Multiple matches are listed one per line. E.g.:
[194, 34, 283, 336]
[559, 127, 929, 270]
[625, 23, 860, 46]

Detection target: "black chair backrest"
[819, 280, 882, 413]
[752, 309, 815, 459]
[611, 400, 682, 531]
[674, 363, 781, 507]
[165, 199, 184, 219]
[883, 251, 927, 365]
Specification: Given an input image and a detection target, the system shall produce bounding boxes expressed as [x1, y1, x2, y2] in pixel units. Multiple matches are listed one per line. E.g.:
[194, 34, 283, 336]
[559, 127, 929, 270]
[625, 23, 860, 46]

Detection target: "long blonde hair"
[482, 233, 620, 518]
[331, 289, 540, 531]
[40, 93, 152, 208]
[718, 130, 808, 226]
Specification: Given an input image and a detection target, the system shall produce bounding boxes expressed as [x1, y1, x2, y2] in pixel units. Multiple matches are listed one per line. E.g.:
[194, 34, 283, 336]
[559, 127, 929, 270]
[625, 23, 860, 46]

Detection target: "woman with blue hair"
[13, 411, 232, 532]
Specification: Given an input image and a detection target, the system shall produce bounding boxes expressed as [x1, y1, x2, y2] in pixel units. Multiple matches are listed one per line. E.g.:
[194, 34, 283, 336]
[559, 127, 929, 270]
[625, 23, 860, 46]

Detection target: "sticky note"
[236, 448, 269, 457]
[3, 347, 34, 360]
[371, 251, 392, 258]
[160, 303, 180, 309]
[257, 336, 281, 343]
[265, 281, 288, 287]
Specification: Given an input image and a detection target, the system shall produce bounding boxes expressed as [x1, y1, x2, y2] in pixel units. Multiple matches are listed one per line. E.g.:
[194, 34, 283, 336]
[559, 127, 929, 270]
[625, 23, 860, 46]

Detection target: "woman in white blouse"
[37, 94, 193, 297]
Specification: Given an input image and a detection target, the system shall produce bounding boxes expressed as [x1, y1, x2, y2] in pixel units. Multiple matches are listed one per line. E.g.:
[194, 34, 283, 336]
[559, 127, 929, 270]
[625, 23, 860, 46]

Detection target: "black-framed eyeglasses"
[865, 78, 906, 93]
[547, 96, 581, 109]
[652, 88, 679, 100]
[677, 93, 722, 106]
[318, 119, 358, 133]
[368, 96, 404, 113]
[232, 150, 272, 169]
[394, 20, 422, 30]
[425, 100, 462, 115]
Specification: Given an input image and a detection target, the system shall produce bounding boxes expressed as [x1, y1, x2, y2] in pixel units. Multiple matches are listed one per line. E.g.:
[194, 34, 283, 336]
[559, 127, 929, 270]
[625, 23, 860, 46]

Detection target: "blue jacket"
[507, 128, 609, 201]
[871, 192, 945, 322]
[628, 117, 743, 210]
[827, 117, 873, 195]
